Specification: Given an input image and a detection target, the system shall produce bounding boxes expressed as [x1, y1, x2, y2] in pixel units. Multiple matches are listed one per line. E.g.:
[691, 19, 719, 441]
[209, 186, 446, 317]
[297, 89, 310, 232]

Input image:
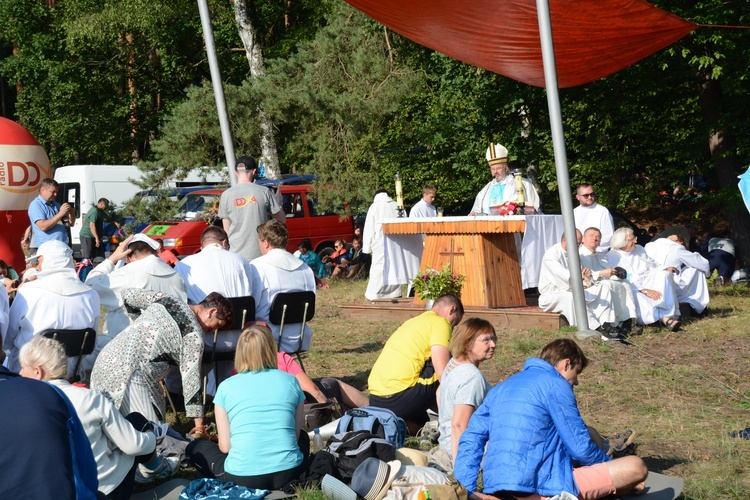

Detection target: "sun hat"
[395, 448, 428, 467]
[351, 458, 402, 500]
[26, 240, 74, 270]
[128, 233, 159, 251]
[321, 475, 356, 500]
[321, 458, 402, 500]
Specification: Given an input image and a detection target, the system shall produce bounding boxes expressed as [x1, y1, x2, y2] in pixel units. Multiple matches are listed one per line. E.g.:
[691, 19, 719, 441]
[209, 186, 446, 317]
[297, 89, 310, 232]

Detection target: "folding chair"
[202, 295, 255, 398]
[270, 291, 316, 371]
[40, 328, 96, 383]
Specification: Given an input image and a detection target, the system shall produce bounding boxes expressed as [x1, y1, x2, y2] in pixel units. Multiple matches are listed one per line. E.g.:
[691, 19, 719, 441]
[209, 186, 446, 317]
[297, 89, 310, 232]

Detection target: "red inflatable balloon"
[0, 117, 52, 273]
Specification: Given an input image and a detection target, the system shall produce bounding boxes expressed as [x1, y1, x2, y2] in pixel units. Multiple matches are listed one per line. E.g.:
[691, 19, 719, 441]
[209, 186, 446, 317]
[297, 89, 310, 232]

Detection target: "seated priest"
[607, 227, 682, 331]
[538, 230, 628, 341]
[579, 227, 639, 335]
[645, 229, 710, 316]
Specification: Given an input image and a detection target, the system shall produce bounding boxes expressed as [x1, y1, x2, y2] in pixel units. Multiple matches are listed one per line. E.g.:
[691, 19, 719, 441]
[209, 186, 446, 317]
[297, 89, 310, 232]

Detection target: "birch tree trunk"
[233, 0, 281, 179]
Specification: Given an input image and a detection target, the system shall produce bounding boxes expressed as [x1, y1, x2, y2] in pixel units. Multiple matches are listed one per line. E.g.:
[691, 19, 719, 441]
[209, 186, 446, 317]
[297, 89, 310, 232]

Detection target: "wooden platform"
[339, 298, 567, 331]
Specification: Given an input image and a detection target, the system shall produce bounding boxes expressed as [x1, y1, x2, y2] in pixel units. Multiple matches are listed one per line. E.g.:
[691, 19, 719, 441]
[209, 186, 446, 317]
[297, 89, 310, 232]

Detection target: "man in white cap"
[86, 233, 187, 339]
[219, 155, 285, 262]
[469, 143, 540, 215]
[4, 240, 100, 374]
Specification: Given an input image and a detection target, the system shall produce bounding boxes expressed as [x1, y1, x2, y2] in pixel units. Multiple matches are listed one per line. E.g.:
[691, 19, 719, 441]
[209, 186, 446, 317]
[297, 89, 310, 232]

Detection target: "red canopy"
[343, 0, 697, 88]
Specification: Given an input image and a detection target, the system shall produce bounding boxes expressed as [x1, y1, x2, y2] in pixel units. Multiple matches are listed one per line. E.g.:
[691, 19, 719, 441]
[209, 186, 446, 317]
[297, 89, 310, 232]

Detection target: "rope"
[698, 24, 750, 30]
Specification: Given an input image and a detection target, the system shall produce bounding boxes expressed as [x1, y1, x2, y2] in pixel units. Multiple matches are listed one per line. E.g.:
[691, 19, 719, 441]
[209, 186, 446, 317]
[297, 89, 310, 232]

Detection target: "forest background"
[1, 0, 749, 259]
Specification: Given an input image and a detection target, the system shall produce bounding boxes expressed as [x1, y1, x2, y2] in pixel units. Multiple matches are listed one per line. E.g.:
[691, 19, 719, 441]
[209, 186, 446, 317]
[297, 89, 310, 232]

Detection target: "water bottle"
[312, 428, 324, 453]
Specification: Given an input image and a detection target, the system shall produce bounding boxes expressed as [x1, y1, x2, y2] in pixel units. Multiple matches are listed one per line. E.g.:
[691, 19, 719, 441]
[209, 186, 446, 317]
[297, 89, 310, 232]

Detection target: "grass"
[171, 279, 750, 499]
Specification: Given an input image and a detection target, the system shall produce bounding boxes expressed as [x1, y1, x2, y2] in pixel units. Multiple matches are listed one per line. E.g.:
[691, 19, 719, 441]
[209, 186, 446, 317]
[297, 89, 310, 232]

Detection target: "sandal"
[661, 317, 681, 332]
[606, 429, 637, 457]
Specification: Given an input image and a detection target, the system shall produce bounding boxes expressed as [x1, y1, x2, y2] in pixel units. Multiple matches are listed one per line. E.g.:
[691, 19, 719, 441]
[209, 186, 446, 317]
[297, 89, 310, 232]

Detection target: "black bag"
[303, 399, 341, 432]
[326, 430, 396, 481]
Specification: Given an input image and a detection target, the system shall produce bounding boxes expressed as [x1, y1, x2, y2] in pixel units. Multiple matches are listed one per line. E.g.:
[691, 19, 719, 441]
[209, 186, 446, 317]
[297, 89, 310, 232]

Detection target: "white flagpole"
[536, 0, 596, 337]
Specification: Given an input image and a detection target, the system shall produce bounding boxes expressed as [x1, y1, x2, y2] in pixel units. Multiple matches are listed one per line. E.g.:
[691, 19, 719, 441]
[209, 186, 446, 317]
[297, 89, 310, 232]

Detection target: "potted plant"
[411, 264, 466, 309]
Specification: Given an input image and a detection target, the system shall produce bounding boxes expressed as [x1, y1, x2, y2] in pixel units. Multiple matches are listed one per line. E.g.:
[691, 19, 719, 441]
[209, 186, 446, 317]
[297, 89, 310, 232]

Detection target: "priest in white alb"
[363, 190, 402, 301]
[175, 225, 264, 393]
[645, 231, 710, 315]
[573, 184, 615, 251]
[579, 227, 638, 333]
[538, 230, 624, 337]
[606, 227, 682, 331]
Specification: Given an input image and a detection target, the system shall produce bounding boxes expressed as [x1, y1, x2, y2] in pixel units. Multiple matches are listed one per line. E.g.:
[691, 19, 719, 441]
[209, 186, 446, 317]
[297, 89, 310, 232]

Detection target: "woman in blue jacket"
[454, 338, 647, 500]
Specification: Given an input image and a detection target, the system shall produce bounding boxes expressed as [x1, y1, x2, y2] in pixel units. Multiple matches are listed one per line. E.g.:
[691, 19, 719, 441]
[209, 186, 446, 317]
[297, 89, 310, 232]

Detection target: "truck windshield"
[176, 193, 219, 219]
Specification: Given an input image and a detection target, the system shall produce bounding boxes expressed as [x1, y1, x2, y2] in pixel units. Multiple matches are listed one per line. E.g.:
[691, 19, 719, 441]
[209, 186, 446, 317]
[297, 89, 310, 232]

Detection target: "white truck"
[54, 165, 226, 256]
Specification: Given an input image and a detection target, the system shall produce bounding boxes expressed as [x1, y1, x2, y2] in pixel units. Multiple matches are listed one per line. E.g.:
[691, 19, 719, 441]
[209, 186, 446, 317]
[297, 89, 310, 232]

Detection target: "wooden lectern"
[383, 218, 527, 308]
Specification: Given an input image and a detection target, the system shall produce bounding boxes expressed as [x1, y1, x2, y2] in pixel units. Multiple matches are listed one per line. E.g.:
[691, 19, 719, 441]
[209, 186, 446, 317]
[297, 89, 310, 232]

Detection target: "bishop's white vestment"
[469, 175, 540, 214]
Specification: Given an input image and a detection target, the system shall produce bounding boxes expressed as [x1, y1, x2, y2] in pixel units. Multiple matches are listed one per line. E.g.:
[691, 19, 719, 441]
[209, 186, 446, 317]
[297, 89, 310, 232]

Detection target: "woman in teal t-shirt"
[186, 325, 308, 489]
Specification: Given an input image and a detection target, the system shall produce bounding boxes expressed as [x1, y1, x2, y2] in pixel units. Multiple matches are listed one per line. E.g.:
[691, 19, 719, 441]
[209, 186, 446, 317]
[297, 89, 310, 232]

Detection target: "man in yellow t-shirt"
[368, 294, 464, 433]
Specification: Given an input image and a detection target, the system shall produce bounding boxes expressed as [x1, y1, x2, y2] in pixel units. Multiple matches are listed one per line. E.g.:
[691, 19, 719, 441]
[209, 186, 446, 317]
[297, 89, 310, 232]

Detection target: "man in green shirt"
[80, 198, 109, 260]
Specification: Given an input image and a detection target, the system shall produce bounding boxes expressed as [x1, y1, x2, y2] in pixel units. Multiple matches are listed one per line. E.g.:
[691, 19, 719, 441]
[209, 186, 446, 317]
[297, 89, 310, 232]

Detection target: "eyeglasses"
[475, 335, 497, 344]
[578, 192, 595, 198]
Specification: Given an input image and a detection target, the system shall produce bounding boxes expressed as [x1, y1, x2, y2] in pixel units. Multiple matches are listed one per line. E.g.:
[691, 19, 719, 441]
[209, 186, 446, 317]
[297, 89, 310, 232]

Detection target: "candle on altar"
[394, 174, 404, 209]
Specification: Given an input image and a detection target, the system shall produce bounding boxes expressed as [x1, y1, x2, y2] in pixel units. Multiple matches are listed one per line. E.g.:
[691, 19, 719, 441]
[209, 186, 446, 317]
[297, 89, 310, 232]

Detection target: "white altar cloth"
[382, 215, 563, 290]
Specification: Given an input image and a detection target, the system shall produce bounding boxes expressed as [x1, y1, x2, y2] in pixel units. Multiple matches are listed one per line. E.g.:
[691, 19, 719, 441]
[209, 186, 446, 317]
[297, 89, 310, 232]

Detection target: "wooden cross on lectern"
[439, 238, 464, 271]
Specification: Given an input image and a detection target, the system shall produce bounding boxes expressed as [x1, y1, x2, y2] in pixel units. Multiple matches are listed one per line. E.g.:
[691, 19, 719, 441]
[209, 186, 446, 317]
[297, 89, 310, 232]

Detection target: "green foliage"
[118, 191, 182, 229]
[137, 82, 261, 186]
[0, 0, 243, 164]
[251, 3, 424, 209]
[378, 52, 553, 213]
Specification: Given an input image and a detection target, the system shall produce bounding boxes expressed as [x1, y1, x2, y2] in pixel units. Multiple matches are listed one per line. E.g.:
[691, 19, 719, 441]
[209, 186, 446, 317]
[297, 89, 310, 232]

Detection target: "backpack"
[336, 406, 407, 450]
[326, 430, 396, 481]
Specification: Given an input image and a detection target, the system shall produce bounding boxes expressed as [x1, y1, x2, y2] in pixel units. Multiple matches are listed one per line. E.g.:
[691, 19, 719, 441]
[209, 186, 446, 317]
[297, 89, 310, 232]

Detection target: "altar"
[382, 215, 563, 308]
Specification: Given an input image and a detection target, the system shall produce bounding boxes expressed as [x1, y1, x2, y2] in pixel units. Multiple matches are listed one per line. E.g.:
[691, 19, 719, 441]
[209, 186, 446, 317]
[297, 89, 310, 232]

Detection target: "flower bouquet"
[411, 264, 466, 303]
